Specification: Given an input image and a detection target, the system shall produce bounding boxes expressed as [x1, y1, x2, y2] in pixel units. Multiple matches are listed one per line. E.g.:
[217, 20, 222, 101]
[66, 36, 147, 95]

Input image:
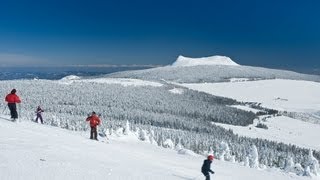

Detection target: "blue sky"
[0, 0, 319, 68]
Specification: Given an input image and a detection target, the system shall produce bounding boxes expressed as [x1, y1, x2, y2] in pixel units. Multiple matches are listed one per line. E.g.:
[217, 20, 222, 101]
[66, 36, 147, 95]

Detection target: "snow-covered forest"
[1, 77, 319, 177]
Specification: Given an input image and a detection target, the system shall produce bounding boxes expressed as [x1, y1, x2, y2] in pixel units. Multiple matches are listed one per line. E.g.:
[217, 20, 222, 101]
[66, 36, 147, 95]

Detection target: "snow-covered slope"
[1, 65, 320, 179]
[0, 119, 311, 180]
[106, 64, 320, 83]
[181, 79, 320, 113]
[172, 55, 240, 66]
[214, 115, 320, 151]
[179, 79, 320, 150]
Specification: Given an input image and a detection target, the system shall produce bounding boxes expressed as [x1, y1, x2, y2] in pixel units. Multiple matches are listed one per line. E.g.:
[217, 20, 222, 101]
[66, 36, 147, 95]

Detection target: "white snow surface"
[169, 88, 184, 94]
[179, 79, 320, 151]
[229, 78, 250, 82]
[181, 79, 320, 113]
[0, 118, 312, 180]
[230, 105, 261, 113]
[214, 116, 320, 151]
[172, 55, 240, 67]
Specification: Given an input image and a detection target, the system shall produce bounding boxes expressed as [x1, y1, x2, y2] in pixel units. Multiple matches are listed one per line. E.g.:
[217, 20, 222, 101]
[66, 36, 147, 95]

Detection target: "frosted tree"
[208, 146, 214, 157]
[123, 120, 130, 135]
[224, 143, 232, 161]
[284, 157, 294, 173]
[249, 145, 259, 168]
[304, 166, 311, 176]
[105, 128, 110, 136]
[306, 150, 320, 176]
[148, 129, 157, 145]
[163, 139, 174, 149]
[244, 156, 250, 167]
[218, 141, 232, 161]
[175, 140, 183, 151]
[139, 128, 148, 141]
[293, 163, 304, 176]
[230, 155, 236, 163]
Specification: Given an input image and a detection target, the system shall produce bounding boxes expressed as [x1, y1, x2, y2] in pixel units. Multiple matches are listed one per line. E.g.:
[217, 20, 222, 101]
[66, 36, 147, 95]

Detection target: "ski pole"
[2, 105, 7, 114]
[18, 103, 22, 122]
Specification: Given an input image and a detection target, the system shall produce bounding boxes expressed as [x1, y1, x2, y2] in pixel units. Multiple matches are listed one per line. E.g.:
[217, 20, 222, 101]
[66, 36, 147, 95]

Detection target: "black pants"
[90, 126, 98, 140]
[203, 173, 210, 180]
[8, 103, 18, 119]
[36, 114, 43, 124]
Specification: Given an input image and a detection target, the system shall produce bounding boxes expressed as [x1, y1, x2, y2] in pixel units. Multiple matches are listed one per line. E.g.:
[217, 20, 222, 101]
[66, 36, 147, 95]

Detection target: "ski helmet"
[208, 155, 214, 161]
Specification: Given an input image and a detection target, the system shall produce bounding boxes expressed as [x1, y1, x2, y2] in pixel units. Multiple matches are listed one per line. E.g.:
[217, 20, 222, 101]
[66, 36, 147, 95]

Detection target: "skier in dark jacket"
[5, 89, 21, 121]
[201, 155, 215, 180]
[35, 106, 44, 124]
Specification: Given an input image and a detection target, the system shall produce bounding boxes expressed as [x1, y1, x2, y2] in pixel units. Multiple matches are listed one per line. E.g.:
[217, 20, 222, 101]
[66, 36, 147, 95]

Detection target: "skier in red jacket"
[86, 111, 101, 140]
[5, 89, 21, 121]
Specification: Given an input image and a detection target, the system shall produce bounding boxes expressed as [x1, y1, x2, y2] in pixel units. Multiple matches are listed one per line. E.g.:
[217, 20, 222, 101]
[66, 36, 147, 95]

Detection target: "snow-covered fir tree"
[249, 145, 259, 168]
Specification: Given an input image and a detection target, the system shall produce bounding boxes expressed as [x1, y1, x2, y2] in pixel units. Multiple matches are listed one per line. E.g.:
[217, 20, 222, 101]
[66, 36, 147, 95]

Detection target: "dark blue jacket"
[201, 159, 214, 175]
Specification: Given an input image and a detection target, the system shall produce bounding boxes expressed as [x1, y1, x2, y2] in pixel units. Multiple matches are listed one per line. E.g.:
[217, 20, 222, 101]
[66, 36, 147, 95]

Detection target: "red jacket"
[5, 93, 21, 103]
[86, 115, 101, 127]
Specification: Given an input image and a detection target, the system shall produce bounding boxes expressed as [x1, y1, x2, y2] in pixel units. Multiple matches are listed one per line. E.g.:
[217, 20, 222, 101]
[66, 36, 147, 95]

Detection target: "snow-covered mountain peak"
[172, 55, 240, 67]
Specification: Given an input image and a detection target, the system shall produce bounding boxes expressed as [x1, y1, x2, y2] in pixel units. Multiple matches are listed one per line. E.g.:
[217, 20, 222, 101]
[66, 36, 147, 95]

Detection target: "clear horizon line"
[0, 64, 165, 68]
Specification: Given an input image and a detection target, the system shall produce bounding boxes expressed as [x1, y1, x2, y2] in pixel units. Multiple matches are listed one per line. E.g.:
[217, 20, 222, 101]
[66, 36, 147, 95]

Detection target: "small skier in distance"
[86, 111, 101, 140]
[201, 155, 215, 180]
[5, 89, 21, 121]
[35, 106, 44, 124]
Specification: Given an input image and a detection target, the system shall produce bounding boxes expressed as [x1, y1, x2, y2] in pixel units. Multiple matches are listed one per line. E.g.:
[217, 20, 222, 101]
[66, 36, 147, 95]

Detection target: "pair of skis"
[1, 103, 22, 122]
[1, 105, 17, 122]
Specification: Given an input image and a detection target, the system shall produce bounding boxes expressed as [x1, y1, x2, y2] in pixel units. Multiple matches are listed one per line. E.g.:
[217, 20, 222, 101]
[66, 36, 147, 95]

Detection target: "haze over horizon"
[0, 0, 319, 70]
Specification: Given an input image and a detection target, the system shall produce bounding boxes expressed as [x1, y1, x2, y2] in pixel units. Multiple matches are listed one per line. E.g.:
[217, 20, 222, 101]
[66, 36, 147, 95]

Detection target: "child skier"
[201, 155, 215, 180]
[35, 106, 44, 124]
[86, 112, 101, 140]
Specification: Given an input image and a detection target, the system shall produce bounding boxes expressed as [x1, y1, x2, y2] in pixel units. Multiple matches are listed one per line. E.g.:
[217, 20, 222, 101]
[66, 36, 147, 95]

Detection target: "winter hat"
[11, 89, 16, 94]
[208, 155, 214, 161]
